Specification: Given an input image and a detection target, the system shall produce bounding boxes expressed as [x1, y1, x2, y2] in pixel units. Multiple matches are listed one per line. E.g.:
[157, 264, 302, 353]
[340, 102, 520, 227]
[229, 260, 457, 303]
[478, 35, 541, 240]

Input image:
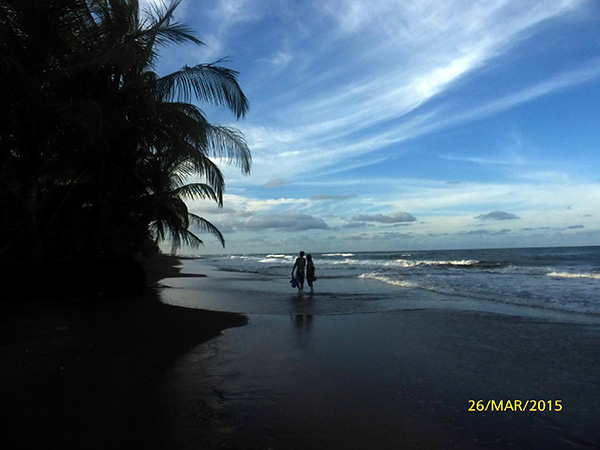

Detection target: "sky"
[143, 0, 600, 255]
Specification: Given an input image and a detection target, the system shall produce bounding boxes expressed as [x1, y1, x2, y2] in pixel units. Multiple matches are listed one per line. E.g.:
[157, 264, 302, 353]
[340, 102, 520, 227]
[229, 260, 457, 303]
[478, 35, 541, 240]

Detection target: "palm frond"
[188, 156, 225, 202]
[170, 182, 219, 203]
[141, 0, 202, 67]
[67, 42, 139, 73]
[150, 221, 205, 249]
[206, 125, 251, 174]
[173, 227, 205, 248]
[152, 22, 203, 47]
[149, 202, 211, 249]
[49, 100, 103, 136]
[172, 156, 225, 203]
[154, 102, 250, 175]
[188, 212, 225, 247]
[165, 101, 207, 122]
[153, 102, 209, 150]
[156, 63, 250, 118]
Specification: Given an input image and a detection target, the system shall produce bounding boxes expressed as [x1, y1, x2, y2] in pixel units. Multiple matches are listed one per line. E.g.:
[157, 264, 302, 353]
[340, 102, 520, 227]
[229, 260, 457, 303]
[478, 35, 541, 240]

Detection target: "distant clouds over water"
[475, 211, 521, 221]
[352, 212, 417, 224]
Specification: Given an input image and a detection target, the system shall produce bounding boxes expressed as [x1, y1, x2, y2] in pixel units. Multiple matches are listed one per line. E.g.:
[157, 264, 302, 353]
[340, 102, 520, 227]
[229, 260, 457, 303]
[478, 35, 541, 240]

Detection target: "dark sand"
[159, 260, 600, 450]
[172, 312, 600, 449]
[0, 256, 246, 450]
[3, 257, 600, 449]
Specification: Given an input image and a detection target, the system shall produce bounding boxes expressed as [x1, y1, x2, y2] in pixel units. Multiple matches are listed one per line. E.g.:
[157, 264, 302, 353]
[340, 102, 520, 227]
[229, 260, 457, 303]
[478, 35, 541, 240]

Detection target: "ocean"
[163, 246, 600, 322]
[160, 246, 600, 449]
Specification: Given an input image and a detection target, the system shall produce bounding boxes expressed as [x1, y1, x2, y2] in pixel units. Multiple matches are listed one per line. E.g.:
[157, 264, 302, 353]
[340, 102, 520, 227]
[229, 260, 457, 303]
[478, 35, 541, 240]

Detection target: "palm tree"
[0, 0, 94, 261]
[78, 0, 251, 256]
[0, 0, 251, 262]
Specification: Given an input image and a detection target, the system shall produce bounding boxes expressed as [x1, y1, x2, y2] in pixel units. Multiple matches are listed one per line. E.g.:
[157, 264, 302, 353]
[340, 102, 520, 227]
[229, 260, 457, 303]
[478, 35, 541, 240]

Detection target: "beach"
[2, 253, 600, 449]
[158, 255, 600, 449]
[0, 256, 246, 450]
[166, 311, 600, 449]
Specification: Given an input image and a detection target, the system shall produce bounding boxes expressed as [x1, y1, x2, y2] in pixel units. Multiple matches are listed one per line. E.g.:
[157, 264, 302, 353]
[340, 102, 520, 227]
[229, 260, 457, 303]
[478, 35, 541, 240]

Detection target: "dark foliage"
[0, 0, 250, 264]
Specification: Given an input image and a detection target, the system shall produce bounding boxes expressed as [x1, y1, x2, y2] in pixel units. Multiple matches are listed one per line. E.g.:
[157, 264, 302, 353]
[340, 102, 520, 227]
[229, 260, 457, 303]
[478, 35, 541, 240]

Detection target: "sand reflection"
[291, 292, 314, 332]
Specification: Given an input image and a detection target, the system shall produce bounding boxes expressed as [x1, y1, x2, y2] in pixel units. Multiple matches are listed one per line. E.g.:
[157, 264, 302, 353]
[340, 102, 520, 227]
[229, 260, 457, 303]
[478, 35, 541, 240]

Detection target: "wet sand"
[3, 256, 600, 449]
[160, 261, 600, 449]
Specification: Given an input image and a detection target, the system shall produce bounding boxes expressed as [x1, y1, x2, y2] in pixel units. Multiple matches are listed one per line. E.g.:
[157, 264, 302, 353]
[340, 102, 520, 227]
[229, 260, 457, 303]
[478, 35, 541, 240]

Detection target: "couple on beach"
[291, 251, 316, 294]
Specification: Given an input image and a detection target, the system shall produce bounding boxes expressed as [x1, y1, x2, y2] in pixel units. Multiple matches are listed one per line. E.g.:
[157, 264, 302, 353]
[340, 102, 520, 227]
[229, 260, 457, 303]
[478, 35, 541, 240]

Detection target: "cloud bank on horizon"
[153, 0, 600, 254]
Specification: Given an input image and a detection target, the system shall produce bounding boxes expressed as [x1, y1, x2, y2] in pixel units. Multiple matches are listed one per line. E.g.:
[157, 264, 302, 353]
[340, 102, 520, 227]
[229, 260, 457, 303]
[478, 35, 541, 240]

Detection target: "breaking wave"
[547, 272, 600, 280]
[358, 273, 419, 288]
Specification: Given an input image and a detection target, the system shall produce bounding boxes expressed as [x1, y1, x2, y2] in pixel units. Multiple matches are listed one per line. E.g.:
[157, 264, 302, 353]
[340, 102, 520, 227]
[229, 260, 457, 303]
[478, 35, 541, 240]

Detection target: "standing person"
[306, 254, 316, 294]
[292, 251, 306, 291]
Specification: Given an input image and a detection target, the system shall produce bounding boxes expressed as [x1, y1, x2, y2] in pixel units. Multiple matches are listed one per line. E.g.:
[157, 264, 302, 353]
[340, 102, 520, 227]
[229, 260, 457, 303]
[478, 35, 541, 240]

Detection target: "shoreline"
[0, 254, 247, 450]
[3, 255, 600, 449]
[159, 258, 600, 449]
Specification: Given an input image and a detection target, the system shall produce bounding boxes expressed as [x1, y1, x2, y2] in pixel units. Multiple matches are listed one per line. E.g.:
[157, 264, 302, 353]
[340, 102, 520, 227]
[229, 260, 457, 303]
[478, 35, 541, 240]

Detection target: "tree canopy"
[0, 0, 251, 263]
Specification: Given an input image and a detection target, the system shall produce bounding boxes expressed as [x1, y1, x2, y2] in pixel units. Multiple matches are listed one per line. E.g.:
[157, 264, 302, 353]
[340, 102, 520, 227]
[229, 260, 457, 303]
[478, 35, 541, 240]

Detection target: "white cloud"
[212, 0, 265, 26]
[188, 34, 226, 62]
[268, 51, 293, 70]
[440, 150, 528, 167]
[237, 212, 329, 231]
[419, 58, 600, 136]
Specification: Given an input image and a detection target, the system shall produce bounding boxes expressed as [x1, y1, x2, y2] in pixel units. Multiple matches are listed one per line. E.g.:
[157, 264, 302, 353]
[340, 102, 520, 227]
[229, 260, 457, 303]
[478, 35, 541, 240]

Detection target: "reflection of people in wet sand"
[291, 251, 306, 291]
[293, 314, 313, 330]
[306, 254, 316, 294]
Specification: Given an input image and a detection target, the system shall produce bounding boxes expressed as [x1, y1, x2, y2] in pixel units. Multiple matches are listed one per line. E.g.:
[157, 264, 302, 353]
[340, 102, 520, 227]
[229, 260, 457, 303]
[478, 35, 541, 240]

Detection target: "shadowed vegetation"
[0, 0, 250, 267]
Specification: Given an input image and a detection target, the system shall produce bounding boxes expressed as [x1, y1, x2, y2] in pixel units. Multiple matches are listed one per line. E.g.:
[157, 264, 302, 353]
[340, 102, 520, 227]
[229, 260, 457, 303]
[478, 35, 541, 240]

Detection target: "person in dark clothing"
[306, 254, 316, 294]
[292, 251, 306, 291]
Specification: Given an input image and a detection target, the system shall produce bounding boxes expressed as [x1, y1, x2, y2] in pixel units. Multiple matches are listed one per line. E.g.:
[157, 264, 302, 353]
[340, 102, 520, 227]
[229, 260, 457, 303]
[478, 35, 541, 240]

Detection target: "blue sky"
[145, 0, 600, 254]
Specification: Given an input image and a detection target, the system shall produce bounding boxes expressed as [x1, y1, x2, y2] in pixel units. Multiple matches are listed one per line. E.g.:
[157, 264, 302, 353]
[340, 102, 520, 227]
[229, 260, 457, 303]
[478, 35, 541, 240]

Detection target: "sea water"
[160, 246, 600, 449]
[165, 246, 600, 321]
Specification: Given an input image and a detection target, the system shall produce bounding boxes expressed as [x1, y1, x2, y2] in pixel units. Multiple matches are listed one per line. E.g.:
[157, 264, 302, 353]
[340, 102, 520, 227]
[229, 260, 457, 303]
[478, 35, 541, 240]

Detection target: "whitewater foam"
[547, 272, 600, 280]
[358, 273, 419, 288]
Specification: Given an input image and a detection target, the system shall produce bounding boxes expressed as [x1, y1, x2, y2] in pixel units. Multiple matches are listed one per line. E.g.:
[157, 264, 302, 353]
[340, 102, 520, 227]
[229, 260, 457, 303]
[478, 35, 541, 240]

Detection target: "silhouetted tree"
[0, 0, 250, 263]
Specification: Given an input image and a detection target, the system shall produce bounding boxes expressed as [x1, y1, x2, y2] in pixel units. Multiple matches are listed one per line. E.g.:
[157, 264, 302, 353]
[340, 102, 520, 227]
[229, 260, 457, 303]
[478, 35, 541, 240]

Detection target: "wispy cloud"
[311, 193, 358, 201]
[292, 0, 583, 128]
[420, 57, 600, 135]
[218, 0, 596, 188]
[188, 34, 226, 62]
[212, 0, 265, 26]
[440, 147, 528, 167]
[267, 51, 293, 70]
